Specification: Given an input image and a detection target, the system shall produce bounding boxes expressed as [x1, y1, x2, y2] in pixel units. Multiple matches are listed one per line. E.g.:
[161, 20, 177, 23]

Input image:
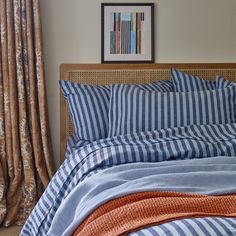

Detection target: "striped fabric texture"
[216, 75, 234, 88]
[59, 80, 173, 141]
[130, 217, 236, 236]
[108, 84, 236, 137]
[60, 80, 110, 141]
[20, 123, 236, 235]
[171, 68, 216, 92]
[65, 134, 90, 159]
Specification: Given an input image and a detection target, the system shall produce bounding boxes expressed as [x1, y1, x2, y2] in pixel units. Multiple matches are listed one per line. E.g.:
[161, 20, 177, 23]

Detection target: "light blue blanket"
[48, 156, 236, 236]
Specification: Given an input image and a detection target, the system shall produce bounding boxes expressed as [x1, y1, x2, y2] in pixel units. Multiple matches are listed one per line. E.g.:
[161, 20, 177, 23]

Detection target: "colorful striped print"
[20, 123, 236, 235]
[171, 68, 216, 92]
[108, 84, 236, 137]
[59, 80, 174, 141]
[130, 217, 236, 236]
[110, 12, 144, 54]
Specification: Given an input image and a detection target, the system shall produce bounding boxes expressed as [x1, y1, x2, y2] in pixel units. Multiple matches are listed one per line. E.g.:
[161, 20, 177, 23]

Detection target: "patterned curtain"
[0, 0, 54, 226]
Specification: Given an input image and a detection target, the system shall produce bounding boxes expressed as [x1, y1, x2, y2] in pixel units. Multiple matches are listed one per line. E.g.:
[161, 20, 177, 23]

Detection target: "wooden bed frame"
[60, 63, 236, 162]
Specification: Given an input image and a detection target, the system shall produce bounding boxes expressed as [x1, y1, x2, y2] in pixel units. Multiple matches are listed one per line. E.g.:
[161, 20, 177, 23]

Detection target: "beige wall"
[233, 1, 236, 57]
[40, 0, 236, 168]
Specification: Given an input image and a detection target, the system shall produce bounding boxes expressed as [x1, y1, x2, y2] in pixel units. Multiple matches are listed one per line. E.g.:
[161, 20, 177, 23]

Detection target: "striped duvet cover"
[130, 217, 236, 236]
[20, 123, 236, 236]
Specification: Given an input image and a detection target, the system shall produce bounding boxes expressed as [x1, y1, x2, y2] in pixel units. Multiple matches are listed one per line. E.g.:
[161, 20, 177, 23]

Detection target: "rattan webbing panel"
[60, 64, 236, 162]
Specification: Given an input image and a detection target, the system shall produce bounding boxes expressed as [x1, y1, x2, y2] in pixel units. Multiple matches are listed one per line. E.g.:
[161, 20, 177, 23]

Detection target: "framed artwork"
[101, 3, 154, 63]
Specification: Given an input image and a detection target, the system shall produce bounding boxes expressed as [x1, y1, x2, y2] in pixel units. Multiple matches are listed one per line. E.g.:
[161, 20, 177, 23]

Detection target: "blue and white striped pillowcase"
[135, 80, 174, 92]
[60, 80, 174, 141]
[60, 80, 110, 141]
[171, 68, 216, 92]
[108, 84, 236, 137]
[215, 75, 235, 88]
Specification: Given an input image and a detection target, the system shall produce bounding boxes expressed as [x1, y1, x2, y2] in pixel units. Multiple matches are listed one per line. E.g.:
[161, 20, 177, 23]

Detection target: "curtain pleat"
[0, 0, 54, 226]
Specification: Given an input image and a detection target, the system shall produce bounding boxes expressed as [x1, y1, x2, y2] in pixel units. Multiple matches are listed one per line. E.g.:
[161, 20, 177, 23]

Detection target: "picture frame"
[101, 3, 154, 64]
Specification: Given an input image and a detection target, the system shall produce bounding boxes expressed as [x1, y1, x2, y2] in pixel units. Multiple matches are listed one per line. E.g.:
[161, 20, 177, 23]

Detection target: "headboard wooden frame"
[60, 63, 236, 162]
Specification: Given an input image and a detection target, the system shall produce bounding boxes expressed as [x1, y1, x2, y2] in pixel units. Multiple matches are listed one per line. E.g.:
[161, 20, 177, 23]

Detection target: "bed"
[21, 63, 236, 236]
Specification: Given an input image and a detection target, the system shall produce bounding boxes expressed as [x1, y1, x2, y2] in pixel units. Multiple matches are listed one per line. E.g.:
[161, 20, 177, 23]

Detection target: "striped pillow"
[171, 68, 216, 92]
[60, 80, 173, 141]
[108, 84, 236, 137]
[216, 75, 234, 88]
[60, 81, 109, 141]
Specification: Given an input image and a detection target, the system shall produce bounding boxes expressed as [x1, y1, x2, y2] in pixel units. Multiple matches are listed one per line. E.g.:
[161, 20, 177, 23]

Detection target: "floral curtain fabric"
[0, 0, 54, 226]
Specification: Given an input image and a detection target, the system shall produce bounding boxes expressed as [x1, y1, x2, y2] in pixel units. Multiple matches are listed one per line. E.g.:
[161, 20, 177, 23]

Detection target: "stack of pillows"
[60, 68, 236, 143]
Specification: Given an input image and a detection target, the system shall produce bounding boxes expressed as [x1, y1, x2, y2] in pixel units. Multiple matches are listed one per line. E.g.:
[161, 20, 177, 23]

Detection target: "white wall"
[40, 0, 236, 168]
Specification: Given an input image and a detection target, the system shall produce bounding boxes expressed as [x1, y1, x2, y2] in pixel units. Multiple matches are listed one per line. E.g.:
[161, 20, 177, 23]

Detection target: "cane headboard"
[60, 63, 236, 162]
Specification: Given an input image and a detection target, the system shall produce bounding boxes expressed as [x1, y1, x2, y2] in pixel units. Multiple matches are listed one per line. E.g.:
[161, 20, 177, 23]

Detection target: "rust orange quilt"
[73, 191, 236, 236]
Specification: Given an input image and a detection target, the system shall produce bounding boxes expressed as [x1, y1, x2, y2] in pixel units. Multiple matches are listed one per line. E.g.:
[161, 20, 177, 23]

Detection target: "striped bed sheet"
[20, 123, 236, 235]
[130, 217, 236, 236]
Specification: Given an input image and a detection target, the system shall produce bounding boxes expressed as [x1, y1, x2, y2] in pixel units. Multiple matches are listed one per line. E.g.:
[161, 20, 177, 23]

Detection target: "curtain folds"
[0, 0, 54, 226]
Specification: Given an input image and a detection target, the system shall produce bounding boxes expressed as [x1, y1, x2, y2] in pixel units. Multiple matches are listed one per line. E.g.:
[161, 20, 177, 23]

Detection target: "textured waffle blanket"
[73, 191, 236, 236]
